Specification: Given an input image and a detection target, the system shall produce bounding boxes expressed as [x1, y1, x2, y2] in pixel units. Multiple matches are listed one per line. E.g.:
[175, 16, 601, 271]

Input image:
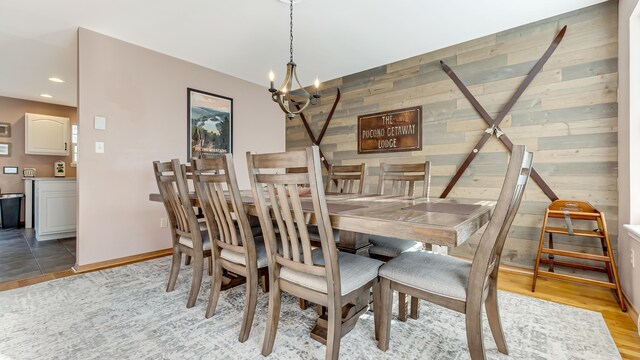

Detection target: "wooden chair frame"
[377, 162, 431, 198]
[374, 161, 432, 321]
[247, 146, 381, 360]
[182, 163, 203, 267]
[192, 154, 269, 342]
[153, 159, 211, 308]
[325, 163, 366, 194]
[378, 146, 533, 360]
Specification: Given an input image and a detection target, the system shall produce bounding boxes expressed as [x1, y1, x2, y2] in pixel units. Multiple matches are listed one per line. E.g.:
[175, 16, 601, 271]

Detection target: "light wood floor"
[1, 257, 638, 358]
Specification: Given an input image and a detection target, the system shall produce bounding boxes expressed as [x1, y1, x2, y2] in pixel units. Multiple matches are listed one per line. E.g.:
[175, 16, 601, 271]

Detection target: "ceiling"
[0, 0, 606, 107]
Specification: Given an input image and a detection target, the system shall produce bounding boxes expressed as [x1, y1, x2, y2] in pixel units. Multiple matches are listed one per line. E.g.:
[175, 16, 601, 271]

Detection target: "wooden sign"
[358, 106, 422, 154]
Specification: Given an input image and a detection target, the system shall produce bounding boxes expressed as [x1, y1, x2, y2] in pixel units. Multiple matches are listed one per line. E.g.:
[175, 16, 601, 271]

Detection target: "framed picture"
[187, 88, 233, 159]
[0, 143, 10, 156]
[0, 123, 10, 137]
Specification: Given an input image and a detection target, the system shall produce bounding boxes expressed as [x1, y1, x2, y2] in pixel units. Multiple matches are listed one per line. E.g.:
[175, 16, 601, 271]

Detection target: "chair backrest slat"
[325, 163, 366, 194]
[377, 161, 431, 197]
[247, 146, 340, 294]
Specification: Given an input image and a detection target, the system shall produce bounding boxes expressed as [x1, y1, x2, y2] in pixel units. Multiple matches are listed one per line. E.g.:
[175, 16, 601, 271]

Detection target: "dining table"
[148, 190, 495, 344]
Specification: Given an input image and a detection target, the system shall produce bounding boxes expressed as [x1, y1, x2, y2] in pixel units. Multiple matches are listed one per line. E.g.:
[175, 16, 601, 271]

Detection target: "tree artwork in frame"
[188, 88, 233, 159]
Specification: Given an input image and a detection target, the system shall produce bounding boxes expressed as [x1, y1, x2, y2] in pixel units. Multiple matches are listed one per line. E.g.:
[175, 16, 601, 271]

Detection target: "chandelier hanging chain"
[268, 0, 320, 119]
[289, 0, 294, 62]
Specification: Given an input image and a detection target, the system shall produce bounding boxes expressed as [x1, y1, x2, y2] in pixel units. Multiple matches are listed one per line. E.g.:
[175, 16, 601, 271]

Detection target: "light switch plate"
[94, 116, 106, 130]
[95, 142, 105, 153]
[3, 166, 18, 174]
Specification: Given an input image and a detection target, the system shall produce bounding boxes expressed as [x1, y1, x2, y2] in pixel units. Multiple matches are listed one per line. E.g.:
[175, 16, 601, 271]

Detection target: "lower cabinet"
[35, 180, 77, 241]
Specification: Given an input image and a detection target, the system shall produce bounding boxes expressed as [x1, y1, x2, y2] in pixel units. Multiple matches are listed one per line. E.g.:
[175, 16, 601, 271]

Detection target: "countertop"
[23, 177, 77, 181]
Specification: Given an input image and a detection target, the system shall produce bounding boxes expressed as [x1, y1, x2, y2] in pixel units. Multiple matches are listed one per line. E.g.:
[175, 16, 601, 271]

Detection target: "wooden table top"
[148, 191, 494, 248]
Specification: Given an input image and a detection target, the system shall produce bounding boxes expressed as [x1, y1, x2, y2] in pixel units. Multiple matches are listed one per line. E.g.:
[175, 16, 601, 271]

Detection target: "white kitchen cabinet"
[25, 113, 70, 156]
[34, 179, 76, 241]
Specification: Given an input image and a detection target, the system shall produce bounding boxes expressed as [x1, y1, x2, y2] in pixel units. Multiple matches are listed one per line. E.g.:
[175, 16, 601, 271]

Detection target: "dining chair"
[192, 154, 269, 342]
[325, 163, 367, 194]
[308, 163, 366, 247]
[182, 163, 204, 267]
[247, 146, 383, 360]
[369, 161, 431, 321]
[153, 159, 211, 308]
[377, 146, 533, 360]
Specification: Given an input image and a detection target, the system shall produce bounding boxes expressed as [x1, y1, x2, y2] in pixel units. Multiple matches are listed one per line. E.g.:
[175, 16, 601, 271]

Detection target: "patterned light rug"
[0, 257, 620, 359]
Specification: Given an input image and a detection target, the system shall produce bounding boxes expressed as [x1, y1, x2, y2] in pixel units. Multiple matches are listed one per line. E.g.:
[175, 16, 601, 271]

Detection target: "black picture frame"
[187, 88, 233, 159]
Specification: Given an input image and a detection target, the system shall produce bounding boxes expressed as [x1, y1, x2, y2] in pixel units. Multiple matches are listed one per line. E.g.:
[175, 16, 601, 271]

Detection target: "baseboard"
[0, 269, 75, 292]
[0, 248, 172, 292]
[625, 294, 639, 331]
[497, 263, 534, 276]
[73, 248, 172, 273]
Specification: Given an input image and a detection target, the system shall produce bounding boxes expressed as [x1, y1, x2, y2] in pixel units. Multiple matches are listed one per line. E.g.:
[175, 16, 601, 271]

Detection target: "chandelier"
[268, 0, 320, 119]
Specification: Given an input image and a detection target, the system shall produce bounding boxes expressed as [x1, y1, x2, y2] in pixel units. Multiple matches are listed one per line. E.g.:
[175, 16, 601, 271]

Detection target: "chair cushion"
[379, 251, 471, 301]
[368, 235, 422, 258]
[280, 248, 383, 296]
[220, 239, 269, 269]
[179, 230, 212, 251]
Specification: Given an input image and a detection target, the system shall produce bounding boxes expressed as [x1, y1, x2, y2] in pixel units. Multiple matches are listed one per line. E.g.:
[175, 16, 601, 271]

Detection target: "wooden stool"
[532, 200, 626, 311]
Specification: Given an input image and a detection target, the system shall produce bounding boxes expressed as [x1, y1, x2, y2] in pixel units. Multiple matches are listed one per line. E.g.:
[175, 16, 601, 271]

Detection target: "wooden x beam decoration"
[439, 26, 567, 201]
[295, 88, 342, 173]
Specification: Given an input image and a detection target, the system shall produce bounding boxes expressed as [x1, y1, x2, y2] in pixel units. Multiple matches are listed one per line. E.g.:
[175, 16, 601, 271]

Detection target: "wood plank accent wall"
[285, 2, 619, 269]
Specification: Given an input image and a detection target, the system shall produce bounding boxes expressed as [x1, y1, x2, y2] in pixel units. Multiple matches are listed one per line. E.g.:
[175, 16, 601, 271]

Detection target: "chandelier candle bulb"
[269, 71, 275, 90]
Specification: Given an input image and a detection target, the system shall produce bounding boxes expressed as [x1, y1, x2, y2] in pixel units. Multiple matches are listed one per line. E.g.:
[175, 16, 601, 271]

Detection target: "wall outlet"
[160, 217, 168, 228]
[632, 249, 635, 269]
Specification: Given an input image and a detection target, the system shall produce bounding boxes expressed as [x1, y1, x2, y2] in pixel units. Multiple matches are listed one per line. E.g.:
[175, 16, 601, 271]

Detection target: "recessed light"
[48, 77, 65, 83]
[40, 94, 53, 98]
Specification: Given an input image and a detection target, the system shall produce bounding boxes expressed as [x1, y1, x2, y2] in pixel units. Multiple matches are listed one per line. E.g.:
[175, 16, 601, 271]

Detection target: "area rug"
[0, 257, 620, 359]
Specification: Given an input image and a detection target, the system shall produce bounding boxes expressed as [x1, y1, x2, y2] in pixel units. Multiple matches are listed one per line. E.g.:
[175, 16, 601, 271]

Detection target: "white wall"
[618, 0, 640, 311]
[77, 28, 284, 266]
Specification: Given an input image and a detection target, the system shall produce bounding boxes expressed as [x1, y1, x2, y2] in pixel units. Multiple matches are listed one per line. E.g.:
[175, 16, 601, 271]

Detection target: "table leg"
[336, 230, 371, 255]
[310, 291, 370, 345]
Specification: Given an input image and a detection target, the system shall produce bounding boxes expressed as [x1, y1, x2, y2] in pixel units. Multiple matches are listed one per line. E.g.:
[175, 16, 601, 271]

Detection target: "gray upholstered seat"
[220, 239, 269, 268]
[179, 230, 212, 250]
[280, 248, 383, 296]
[379, 250, 471, 301]
[368, 235, 422, 258]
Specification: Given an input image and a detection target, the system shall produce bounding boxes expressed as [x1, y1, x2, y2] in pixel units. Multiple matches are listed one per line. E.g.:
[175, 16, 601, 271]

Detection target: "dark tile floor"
[0, 228, 76, 284]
